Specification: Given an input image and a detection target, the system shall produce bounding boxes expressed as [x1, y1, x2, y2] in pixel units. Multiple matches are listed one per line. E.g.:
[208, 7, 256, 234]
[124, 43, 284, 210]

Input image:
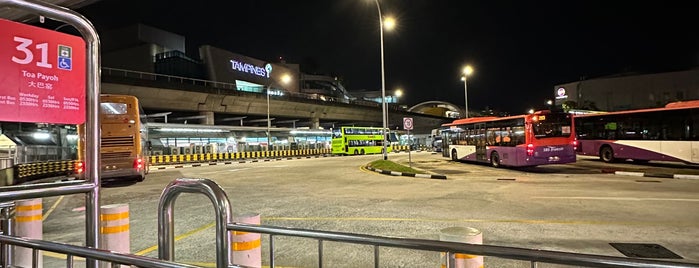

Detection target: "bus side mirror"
[146, 141, 152, 151]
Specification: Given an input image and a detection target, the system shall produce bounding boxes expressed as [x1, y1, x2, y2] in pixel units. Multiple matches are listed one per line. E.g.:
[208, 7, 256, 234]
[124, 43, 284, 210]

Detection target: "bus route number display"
[0, 18, 86, 124]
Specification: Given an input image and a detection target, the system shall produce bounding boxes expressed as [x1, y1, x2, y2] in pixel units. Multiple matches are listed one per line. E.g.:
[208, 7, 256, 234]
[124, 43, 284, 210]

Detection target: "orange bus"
[78, 94, 149, 182]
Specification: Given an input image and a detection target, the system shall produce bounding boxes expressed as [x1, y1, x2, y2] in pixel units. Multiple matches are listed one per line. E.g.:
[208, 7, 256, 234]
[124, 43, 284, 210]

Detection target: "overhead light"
[33, 132, 51, 140]
[158, 128, 228, 133]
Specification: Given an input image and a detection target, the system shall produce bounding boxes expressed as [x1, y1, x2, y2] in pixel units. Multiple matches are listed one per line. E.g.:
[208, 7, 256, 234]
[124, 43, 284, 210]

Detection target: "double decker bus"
[78, 94, 149, 182]
[331, 126, 392, 155]
[573, 100, 699, 164]
[440, 111, 577, 167]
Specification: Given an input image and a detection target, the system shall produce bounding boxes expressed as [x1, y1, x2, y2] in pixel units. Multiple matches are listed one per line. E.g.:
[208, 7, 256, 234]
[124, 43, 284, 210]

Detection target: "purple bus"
[573, 100, 699, 165]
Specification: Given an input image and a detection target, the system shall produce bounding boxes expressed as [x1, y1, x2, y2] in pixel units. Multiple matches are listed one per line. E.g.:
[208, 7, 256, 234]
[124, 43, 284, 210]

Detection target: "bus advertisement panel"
[573, 100, 699, 165]
[441, 111, 577, 167]
[331, 126, 391, 155]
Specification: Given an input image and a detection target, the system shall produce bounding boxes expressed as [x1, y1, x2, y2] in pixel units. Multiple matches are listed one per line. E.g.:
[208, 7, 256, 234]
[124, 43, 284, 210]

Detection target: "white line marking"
[533, 196, 699, 202]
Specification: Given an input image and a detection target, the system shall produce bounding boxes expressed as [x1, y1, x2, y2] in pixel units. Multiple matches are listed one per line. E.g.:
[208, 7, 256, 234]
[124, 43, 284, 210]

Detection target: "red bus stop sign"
[0, 18, 86, 124]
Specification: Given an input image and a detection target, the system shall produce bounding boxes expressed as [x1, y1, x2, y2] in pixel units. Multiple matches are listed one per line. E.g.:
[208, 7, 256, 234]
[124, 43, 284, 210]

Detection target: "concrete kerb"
[150, 154, 336, 171]
[604, 169, 699, 180]
[364, 165, 447, 180]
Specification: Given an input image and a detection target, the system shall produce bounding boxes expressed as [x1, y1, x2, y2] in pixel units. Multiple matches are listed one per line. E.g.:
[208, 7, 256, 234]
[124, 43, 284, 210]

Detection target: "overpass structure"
[101, 68, 450, 134]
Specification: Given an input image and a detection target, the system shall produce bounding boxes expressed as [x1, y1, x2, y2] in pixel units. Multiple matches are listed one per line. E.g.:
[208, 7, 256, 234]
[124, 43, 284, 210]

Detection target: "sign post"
[403, 117, 413, 167]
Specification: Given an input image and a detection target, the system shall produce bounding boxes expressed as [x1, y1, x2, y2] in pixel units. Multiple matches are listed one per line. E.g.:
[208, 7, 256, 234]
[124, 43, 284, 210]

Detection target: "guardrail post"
[158, 178, 232, 268]
[12, 198, 42, 268]
[440, 227, 483, 268]
[99, 204, 129, 268]
[230, 212, 261, 267]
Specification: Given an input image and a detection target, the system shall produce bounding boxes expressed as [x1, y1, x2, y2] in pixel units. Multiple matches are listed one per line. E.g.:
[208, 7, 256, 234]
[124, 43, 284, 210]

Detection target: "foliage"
[368, 160, 426, 174]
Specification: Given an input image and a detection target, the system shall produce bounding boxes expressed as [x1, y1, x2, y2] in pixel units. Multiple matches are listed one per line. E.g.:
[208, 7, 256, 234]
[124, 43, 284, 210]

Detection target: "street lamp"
[374, 0, 395, 160]
[461, 65, 474, 118]
[394, 88, 403, 103]
[267, 73, 292, 151]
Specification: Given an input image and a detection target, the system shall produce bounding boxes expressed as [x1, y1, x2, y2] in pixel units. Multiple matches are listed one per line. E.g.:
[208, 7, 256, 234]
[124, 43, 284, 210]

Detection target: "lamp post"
[374, 0, 395, 160]
[461, 65, 474, 118]
[267, 74, 292, 151]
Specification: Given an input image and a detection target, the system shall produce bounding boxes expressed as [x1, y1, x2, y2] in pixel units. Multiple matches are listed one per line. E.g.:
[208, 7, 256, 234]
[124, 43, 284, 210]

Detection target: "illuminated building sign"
[229, 60, 272, 78]
[555, 87, 568, 99]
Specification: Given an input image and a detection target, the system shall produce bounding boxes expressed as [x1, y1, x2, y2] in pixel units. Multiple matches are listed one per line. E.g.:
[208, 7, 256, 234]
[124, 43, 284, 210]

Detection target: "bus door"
[475, 123, 487, 161]
[441, 130, 450, 157]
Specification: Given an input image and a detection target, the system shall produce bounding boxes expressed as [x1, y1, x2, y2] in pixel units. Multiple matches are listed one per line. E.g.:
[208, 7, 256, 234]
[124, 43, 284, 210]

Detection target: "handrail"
[230, 223, 699, 268]
[0, 1, 102, 267]
[0, 234, 202, 268]
[0, 180, 93, 202]
[158, 178, 233, 268]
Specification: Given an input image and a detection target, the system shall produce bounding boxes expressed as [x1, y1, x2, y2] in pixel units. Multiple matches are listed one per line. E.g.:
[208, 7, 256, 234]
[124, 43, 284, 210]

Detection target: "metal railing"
[0, 235, 202, 268]
[156, 178, 699, 268]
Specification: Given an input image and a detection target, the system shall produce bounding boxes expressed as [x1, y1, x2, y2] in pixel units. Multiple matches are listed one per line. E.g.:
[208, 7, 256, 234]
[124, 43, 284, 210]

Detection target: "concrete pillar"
[12, 198, 42, 268]
[440, 227, 483, 268]
[230, 212, 261, 268]
[200, 111, 215, 125]
[310, 116, 320, 129]
[99, 204, 130, 268]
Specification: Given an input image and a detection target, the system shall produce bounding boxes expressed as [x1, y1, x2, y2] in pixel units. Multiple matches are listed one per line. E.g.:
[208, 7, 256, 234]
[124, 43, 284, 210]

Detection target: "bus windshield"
[532, 114, 572, 138]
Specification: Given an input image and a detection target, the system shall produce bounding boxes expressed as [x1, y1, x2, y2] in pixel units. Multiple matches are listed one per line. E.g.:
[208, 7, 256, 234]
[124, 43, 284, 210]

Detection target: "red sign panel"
[0, 18, 86, 124]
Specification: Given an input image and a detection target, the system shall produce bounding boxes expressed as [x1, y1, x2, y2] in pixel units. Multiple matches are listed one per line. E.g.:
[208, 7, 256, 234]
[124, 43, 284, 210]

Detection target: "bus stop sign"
[0, 18, 86, 124]
[403, 117, 413, 130]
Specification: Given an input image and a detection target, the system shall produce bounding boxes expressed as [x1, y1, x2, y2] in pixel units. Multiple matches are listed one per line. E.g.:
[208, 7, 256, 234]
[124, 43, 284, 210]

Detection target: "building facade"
[554, 69, 699, 112]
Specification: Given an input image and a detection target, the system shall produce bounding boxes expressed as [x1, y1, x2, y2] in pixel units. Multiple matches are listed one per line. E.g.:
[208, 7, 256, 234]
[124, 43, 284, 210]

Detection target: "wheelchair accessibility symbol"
[57, 45, 73, 71]
[58, 58, 72, 70]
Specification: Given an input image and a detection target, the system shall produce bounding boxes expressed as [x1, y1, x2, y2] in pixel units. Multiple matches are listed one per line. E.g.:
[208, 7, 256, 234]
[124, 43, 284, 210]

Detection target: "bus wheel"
[490, 152, 501, 168]
[354, 149, 359, 155]
[451, 149, 458, 161]
[360, 149, 365, 155]
[600, 146, 615, 163]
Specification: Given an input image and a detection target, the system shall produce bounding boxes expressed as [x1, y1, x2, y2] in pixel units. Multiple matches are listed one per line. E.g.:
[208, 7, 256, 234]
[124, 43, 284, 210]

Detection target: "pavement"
[363, 165, 447, 180]
[603, 169, 699, 180]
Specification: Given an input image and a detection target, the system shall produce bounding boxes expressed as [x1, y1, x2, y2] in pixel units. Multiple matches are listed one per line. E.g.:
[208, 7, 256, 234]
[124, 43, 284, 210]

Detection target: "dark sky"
[75, 0, 698, 114]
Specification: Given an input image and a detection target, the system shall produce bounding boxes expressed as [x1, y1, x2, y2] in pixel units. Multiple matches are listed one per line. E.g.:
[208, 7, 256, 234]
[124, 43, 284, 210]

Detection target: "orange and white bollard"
[230, 212, 261, 268]
[99, 204, 130, 268]
[12, 198, 43, 268]
[440, 227, 483, 268]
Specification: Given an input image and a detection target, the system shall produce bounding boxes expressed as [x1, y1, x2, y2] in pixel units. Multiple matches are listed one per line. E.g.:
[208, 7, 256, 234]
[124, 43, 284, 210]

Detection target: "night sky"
[75, 0, 698, 114]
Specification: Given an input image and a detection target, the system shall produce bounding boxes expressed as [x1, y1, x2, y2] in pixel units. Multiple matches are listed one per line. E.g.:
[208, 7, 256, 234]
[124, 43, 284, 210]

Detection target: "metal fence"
[159, 178, 699, 268]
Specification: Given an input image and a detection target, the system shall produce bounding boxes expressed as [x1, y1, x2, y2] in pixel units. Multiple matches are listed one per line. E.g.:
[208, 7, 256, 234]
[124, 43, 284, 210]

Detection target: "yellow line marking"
[43, 196, 64, 220]
[133, 221, 216, 256]
[263, 216, 699, 227]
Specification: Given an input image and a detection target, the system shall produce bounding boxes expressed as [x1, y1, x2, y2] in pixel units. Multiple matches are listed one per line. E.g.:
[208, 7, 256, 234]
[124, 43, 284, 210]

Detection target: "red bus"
[440, 111, 577, 167]
[573, 100, 699, 165]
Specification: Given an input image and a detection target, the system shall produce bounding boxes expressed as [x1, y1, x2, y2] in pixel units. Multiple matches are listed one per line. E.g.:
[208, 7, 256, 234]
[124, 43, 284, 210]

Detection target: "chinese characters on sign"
[0, 18, 86, 124]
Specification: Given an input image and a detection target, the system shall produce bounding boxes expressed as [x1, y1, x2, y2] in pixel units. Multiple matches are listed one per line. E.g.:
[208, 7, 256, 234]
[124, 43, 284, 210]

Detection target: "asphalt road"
[37, 152, 699, 267]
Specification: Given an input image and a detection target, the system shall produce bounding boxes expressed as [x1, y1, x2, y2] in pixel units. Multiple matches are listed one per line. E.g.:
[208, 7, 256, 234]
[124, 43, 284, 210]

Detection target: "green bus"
[331, 126, 392, 155]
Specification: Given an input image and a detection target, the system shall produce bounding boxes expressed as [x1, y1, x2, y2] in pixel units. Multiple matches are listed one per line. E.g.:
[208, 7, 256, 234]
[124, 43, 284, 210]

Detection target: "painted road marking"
[532, 196, 699, 202]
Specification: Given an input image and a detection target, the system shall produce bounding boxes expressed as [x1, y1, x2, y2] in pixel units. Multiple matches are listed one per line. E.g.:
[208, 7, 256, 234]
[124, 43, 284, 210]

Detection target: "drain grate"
[609, 243, 683, 259]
